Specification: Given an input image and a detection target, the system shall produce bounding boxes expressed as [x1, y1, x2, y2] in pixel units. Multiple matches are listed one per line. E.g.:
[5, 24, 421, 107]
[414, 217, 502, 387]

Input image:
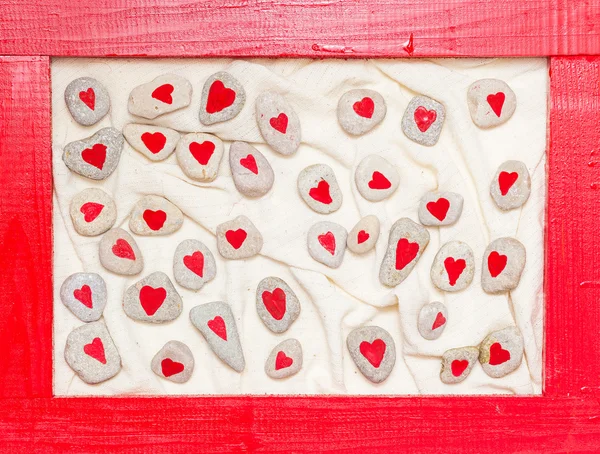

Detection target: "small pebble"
[151, 340, 195, 383]
[256, 276, 300, 333]
[199, 72, 246, 125]
[481, 237, 526, 294]
[355, 155, 400, 202]
[173, 239, 217, 291]
[176, 132, 224, 182]
[417, 301, 448, 340]
[123, 124, 180, 161]
[430, 241, 475, 292]
[255, 91, 301, 155]
[62, 127, 124, 180]
[99, 228, 144, 275]
[347, 215, 380, 254]
[479, 326, 524, 378]
[401, 95, 445, 146]
[347, 326, 396, 384]
[128, 74, 192, 119]
[129, 195, 184, 236]
[123, 271, 183, 323]
[297, 164, 343, 214]
[60, 273, 107, 322]
[418, 191, 464, 226]
[69, 188, 116, 236]
[467, 79, 517, 129]
[337, 89, 386, 136]
[490, 160, 531, 211]
[64, 77, 110, 126]
[307, 221, 348, 269]
[440, 346, 479, 384]
[264, 339, 303, 379]
[229, 141, 274, 197]
[216, 215, 263, 259]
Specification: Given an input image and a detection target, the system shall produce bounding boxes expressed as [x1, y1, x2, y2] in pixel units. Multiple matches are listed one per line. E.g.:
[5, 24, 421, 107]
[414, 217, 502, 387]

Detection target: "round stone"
[479, 326, 524, 378]
[64, 77, 110, 126]
[481, 237, 526, 294]
[307, 221, 348, 269]
[401, 95, 445, 147]
[347, 326, 396, 384]
[255, 91, 301, 156]
[151, 340, 195, 383]
[123, 271, 183, 323]
[69, 188, 116, 236]
[418, 191, 464, 227]
[129, 195, 184, 236]
[173, 239, 217, 291]
[176, 132, 224, 182]
[256, 277, 300, 333]
[216, 215, 263, 260]
[128, 74, 192, 120]
[440, 346, 479, 384]
[467, 79, 517, 129]
[355, 155, 400, 202]
[199, 72, 246, 125]
[229, 141, 274, 197]
[99, 228, 144, 276]
[60, 272, 107, 322]
[297, 164, 343, 214]
[347, 215, 380, 254]
[265, 338, 303, 379]
[417, 301, 448, 340]
[490, 160, 531, 211]
[123, 124, 180, 161]
[62, 127, 124, 180]
[337, 89, 386, 136]
[430, 241, 475, 292]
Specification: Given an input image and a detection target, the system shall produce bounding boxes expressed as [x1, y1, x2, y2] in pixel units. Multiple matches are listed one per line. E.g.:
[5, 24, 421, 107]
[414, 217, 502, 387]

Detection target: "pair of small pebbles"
[347, 326, 396, 384]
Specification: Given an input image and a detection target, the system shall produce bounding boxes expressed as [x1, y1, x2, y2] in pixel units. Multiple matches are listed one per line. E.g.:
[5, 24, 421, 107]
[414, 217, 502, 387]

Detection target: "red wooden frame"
[1, 1, 600, 452]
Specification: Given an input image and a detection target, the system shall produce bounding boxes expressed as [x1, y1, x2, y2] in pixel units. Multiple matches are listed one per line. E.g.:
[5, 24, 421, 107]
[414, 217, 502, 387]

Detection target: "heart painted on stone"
[444, 257, 466, 286]
[151, 84, 174, 104]
[308, 180, 332, 204]
[414, 106, 437, 132]
[262, 288, 286, 321]
[488, 251, 507, 278]
[489, 342, 511, 365]
[426, 198, 450, 221]
[80, 202, 104, 223]
[79, 88, 95, 110]
[499, 171, 518, 196]
[240, 154, 258, 174]
[451, 359, 469, 377]
[139, 285, 167, 316]
[143, 209, 167, 231]
[487, 92, 506, 117]
[357, 230, 370, 244]
[112, 239, 135, 260]
[73, 285, 93, 309]
[208, 315, 227, 340]
[318, 231, 336, 255]
[81, 143, 107, 170]
[275, 351, 293, 370]
[359, 339, 386, 368]
[161, 358, 185, 377]
[395, 238, 419, 271]
[431, 311, 446, 330]
[270, 113, 288, 134]
[353, 97, 374, 119]
[84, 337, 106, 364]
[226, 229, 247, 250]
[189, 141, 215, 165]
[183, 251, 204, 277]
[141, 132, 167, 154]
[206, 80, 235, 114]
[368, 171, 391, 190]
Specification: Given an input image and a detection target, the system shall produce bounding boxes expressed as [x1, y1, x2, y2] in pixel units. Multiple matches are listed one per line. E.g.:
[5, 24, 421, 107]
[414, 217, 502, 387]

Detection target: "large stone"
[479, 327, 524, 378]
[347, 215, 380, 254]
[229, 141, 274, 197]
[176, 133, 224, 182]
[199, 72, 246, 125]
[255, 91, 301, 156]
[440, 346, 480, 384]
[69, 188, 117, 236]
[216, 215, 263, 260]
[481, 237, 526, 294]
[418, 191, 464, 227]
[337, 89, 386, 136]
[401, 95, 445, 146]
[99, 228, 144, 275]
[123, 124, 180, 161]
[151, 340, 195, 383]
[173, 239, 217, 291]
[297, 164, 343, 214]
[62, 127, 124, 180]
[123, 271, 183, 323]
[129, 195, 184, 236]
[417, 301, 448, 340]
[347, 326, 396, 384]
[128, 74, 192, 119]
[307, 221, 348, 269]
[64, 77, 110, 126]
[490, 160, 531, 211]
[354, 155, 400, 202]
[467, 79, 517, 129]
[256, 276, 300, 333]
[430, 241, 475, 292]
[264, 338, 303, 379]
[60, 272, 107, 322]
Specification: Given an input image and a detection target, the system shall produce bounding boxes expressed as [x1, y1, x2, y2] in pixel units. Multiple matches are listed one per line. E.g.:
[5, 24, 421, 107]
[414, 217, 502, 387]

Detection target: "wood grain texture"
[0, 1, 598, 57]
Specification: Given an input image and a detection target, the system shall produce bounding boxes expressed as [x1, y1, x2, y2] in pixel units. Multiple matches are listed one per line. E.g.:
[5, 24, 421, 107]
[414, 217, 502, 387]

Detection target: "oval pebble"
[199, 71, 246, 125]
[123, 124, 180, 161]
[229, 141, 274, 197]
[490, 160, 531, 211]
[151, 340, 195, 383]
[297, 164, 343, 214]
[347, 326, 396, 384]
[347, 215, 380, 254]
[69, 188, 116, 236]
[337, 89, 386, 136]
[129, 195, 184, 236]
[64, 77, 110, 126]
[256, 91, 301, 156]
[479, 326, 524, 378]
[173, 239, 217, 291]
[176, 132, 224, 182]
[123, 271, 183, 323]
[256, 276, 300, 334]
[307, 221, 347, 269]
[417, 301, 448, 340]
[440, 346, 479, 384]
[481, 237, 526, 294]
[265, 338, 303, 379]
[128, 74, 192, 120]
[401, 95, 445, 147]
[355, 155, 399, 202]
[216, 215, 263, 260]
[418, 191, 464, 226]
[467, 79, 516, 129]
[430, 241, 475, 292]
[60, 272, 107, 322]
[99, 228, 144, 276]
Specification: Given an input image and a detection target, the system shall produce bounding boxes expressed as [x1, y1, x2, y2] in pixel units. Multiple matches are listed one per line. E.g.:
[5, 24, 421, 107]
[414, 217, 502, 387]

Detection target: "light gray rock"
[99, 228, 144, 275]
[128, 74, 192, 119]
[347, 215, 380, 254]
[379, 218, 430, 287]
[229, 141, 274, 197]
[337, 89, 386, 136]
[255, 91, 301, 155]
[62, 127, 124, 180]
[467, 79, 517, 129]
[256, 277, 300, 333]
[430, 241, 475, 292]
[479, 326, 524, 378]
[418, 191, 464, 226]
[64, 321, 121, 384]
[355, 155, 399, 202]
[417, 301, 448, 340]
[69, 188, 117, 236]
[60, 273, 107, 322]
[199, 72, 246, 125]
[307, 221, 347, 268]
[265, 338, 303, 379]
[176, 133, 224, 182]
[189, 301, 245, 372]
[481, 237, 526, 294]
[64, 77, 110, 126]
[347, 326, 396, 384]
[297, 164, 343, 214]
[173, 239, 217, 291]
[129, 195, 184, 236]
[216, 215, 263, 260]
[151, 340, 195, 383]
[401, 95, 445, 146]
[490, 160, 531, 211]
[123, 124, 180, 161]
[440, 346, 480, 384]
[123, 271, 183, 323]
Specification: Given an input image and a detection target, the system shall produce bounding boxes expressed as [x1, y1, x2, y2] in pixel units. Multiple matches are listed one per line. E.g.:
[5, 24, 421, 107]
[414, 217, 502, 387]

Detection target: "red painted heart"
[226, 229, 247, 249]
[139, 285, 167, 316]
[360, 339, 386, 368]
[487, 92, 506, 117]
[444, 257, 466, 286]
[73, 285, 93, 309]
[489, 342, 511, 365]
[81, 143, 107, 170]
[451, 359, 469, 377]
[240, 154, 258, 174]
[141, 132, 167, 154]
[275, 351, 293, 370]
[206, 80, 235, 114]
[84, 337, 106, 364]
[262, 288, 286, 321]
[353, 97, 375, 118]
[368, 171, 391, 190]
[151, 84, 174, 104]
[79, 88, 95, 110]
[161, 358, 185, 377]
[426, 198, 450, 221]
[357, 230, 370, 244]
[308, 180, 332, 204]
[499, 171, 518, 196]
[112, 239, 135, 260]
[414, 106, 437, 132]
[270, 113, 288, 134]
[143, 209, 167, 231]
[189, 141, 215, 165]
[183, 251, 204, 277]
[80, 202, 104, 223]
[488, 251, 507, 278]
[431, 312, 446, 330]
[318, 231, 336, 255]
[395, 238, 419, 271]
[208, 316, 227, 340]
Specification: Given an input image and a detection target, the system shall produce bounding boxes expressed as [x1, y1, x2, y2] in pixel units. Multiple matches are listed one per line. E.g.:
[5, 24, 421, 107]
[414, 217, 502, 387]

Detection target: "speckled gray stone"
[216, 215, 263, 260]
[123, 124, 180, 161]
[379, 218, 430, 287]
[347, 326, 396, 384]
[60, 273, 107, 322]
[401, 95, 445, 146]
[64, 321, 121, 384]
[62, 127, 124, 180]
[347, 215, 380, 254]
[256, 277, 300, 333]
[123, 271, 182, 323]
[481, 237, 526, 294]
[430, 241, 475, 292]
[467, 79, 517, 129]
[418, 191, 464, 226]
[265, 338, 303, 379]
[417, 301, 448, 340]
[297, 164, 343, 214]
[189, 301, 245, 372]
[479, 327, 524, 378]
[173, 239, 217, 291]
[151, 340, 195, 383]
[355, 155, 399, 202]
[337, 89, 386, 136]
[256, 91, 301, 156]
[129, 195, 184, 236]
[199, 72, 246, 125]
[64, 77, 110, 126]
[307, 221, 347, 268]
[128, 74, 192, 119]
[229, 141, 274, 197]
[440, 346, 479, 384]
[176, 133, 224, 182]
[99, 228, 144, 275]
[490, 160, 531, 211]
[69, 188, 117, 236]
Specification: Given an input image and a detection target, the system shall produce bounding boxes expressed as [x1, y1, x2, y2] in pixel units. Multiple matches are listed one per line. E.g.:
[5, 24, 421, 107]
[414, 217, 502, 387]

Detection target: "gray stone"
[69, 188, 117, 236]
[60, 273, 107, 322]
[216, 215, 263, 260]
[265, 339, 303, 379]
[307, 221, 348, 269]
[297, 164, 343, 214]
[479, 326, 524, 378]
[151, 340, 195, 383]
[255, 91, 301, 156]
[337, 89, 386, 136]
[379, 218, 430, 287]
[176, 133, 224, 182]
[430, 241, 475, 292]
[62, 127, 124, 180]
[123, 124, 180, 161]
[401, 95, 445, 147]
[129, 195, 184, 236]
[256, 277, 300, 333]
[417, 301, 448, 340]
[440, 346, 479, 384]
[199, 72, 246, 125]
[189, 301, 245, 372]
[467, 79, 517, 129]
[128, 74, 192, 120]
[490, 160, 531, 211]
[123, 271, 183, 323]
[229, 141, 274, 197]
[173, 239, 217, 291]
[64, 77, 110, 126]
[64, 321, 121, 384]
[347, 215, 380, 254]
[481, 237, 526, 294]
[418, 191, 464, 227]
[347, 326, 396, 384]
[355, 155, 399, 202]
[99, 228, 144, 275]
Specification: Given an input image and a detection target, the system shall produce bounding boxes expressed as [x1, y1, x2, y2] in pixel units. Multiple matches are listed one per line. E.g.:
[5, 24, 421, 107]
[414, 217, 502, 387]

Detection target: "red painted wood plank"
[0, 1, 598, 57]
[0, 56, 52, 398]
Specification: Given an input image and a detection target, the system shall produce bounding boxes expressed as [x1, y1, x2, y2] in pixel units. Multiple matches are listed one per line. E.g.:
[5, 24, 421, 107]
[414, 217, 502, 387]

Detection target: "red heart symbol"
[498, 171, 519, 196]
[488, 251, 507, 278]
[318, 231, 336, 255]
[308, 180, 332, 204]
[151, 84, 174, 104]
[73, 285, 93, 309]
[395, 238, 419, 271]
[80, 202, 104, 223]
[206, 80, 236, 114]
[139, 285, 167, 316]
[487, 92, 506, 117]
[112, 239, 135, 260]
[141, 132, 166, 154]
[161, 358, 185, 377]
[208, 316, 227, 340]
[84, 337, 106, 364]
[183, 251, 204, 277]
[226, 229, 247, 249]
[79, 88, 95, 110]
[431, 311, 446, 330]
[368, 171, 391, 190]
[189, 141, 215, 165]
[426, 198, 450, 221]
[240, 154, 258, 174]
[451, 359, 469, 377]
[357, 230, 370, 244]
[359, 339, 386, 368]
[444, 257, 466, 286]
[414, 106, 437, 132]
[262, 288, 286, 320]
[275, 351, 293, 370]
[353, 97, 374, 119]
[270, 113, 288, 134]
[143, 209, 167, 231]
[81, 143, 107, 170]
[489, 342, 511, 365]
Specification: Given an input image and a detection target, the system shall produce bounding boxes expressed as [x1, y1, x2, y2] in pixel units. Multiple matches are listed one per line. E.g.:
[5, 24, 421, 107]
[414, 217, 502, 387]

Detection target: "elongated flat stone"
[347, 326, 396, 384]
[123, 271, 182, 323]
[256, 277, 300, 333]
[229, 141, 274, 197]
[151, 340, 195, 383]
[417, 301, 448, 340]
[355, 155, 400, 202]
[440, 346, 479, 384]
[481, 237, 526, 294]
[307, 221, 347, 268]
[99, 228, 144, 275]
[173, 239, 217, 291]
[199, 72, 246, 125]
[479, 327, 524, 378]
[62, 127, 124, 180]
[430, 241, 475, 292]
[467, 79, 517, 129]
[418, 191, 464, 226]
[379, 218, 430, 287]
[176, 132, 224, 182]
[129, 195, 184, 236]
[256, 91, 301, 156]
[128, 74, 192, 119]
[337, 89, 386, 136]
[490, 160, 531, 211]
[297, 164, 343, 214]
[216, 215, 263, 259]
[123, 124, 180, 161]
[189, 301, 245, 372]
[401, 95, 445, 146]
[60, 273, 107, 322]
[347, 215, 380, 254]
[64, 77, 110, 126]
[69, 188, 116, 236]
[265, 339, 303, 379]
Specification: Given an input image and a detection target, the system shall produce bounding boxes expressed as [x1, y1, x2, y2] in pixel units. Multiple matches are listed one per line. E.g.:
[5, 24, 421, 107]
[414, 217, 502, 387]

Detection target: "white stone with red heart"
[467, 79, 516, 129]
[347, 326, 396, 384]
[490, 160, 531, 211]
[199, 71, 246, 125]
[99, 228, 144, 276]
[337, 89, 386, 136]
[123, 271, 183, 323]
[62, 127, 124, 180]
[430, 241, 475, 292]
[216, 215, 263, 260]
[128, 73, 192, 120]
[479, 326, 524, 378]
[64, 77, 110, 126]
[417, 301, 448, 340]
[354, 155, 400, 202]
[418, 191, 463, 227]
[401, 95, 445, 146]
[176, 132, 224, 182]
[264, 338, 303, 379]
[347, 215, 380, 254]
[173, 239, 217, 291]
[229, 141, 274, 197]
[60, 272, 107, 322]
[255, 91, 301, 156]
[440, 346, 479, 384]
[297, 164, 343, 214]
[123, 124, 180, 161]
[307, 221, 348, 268]
[481, 237, 526, 294]
[256, 276, 300, 333]
[151, 340, 195, 383]
[69, 188, 116, 236]
[129, 195, 184, 236]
